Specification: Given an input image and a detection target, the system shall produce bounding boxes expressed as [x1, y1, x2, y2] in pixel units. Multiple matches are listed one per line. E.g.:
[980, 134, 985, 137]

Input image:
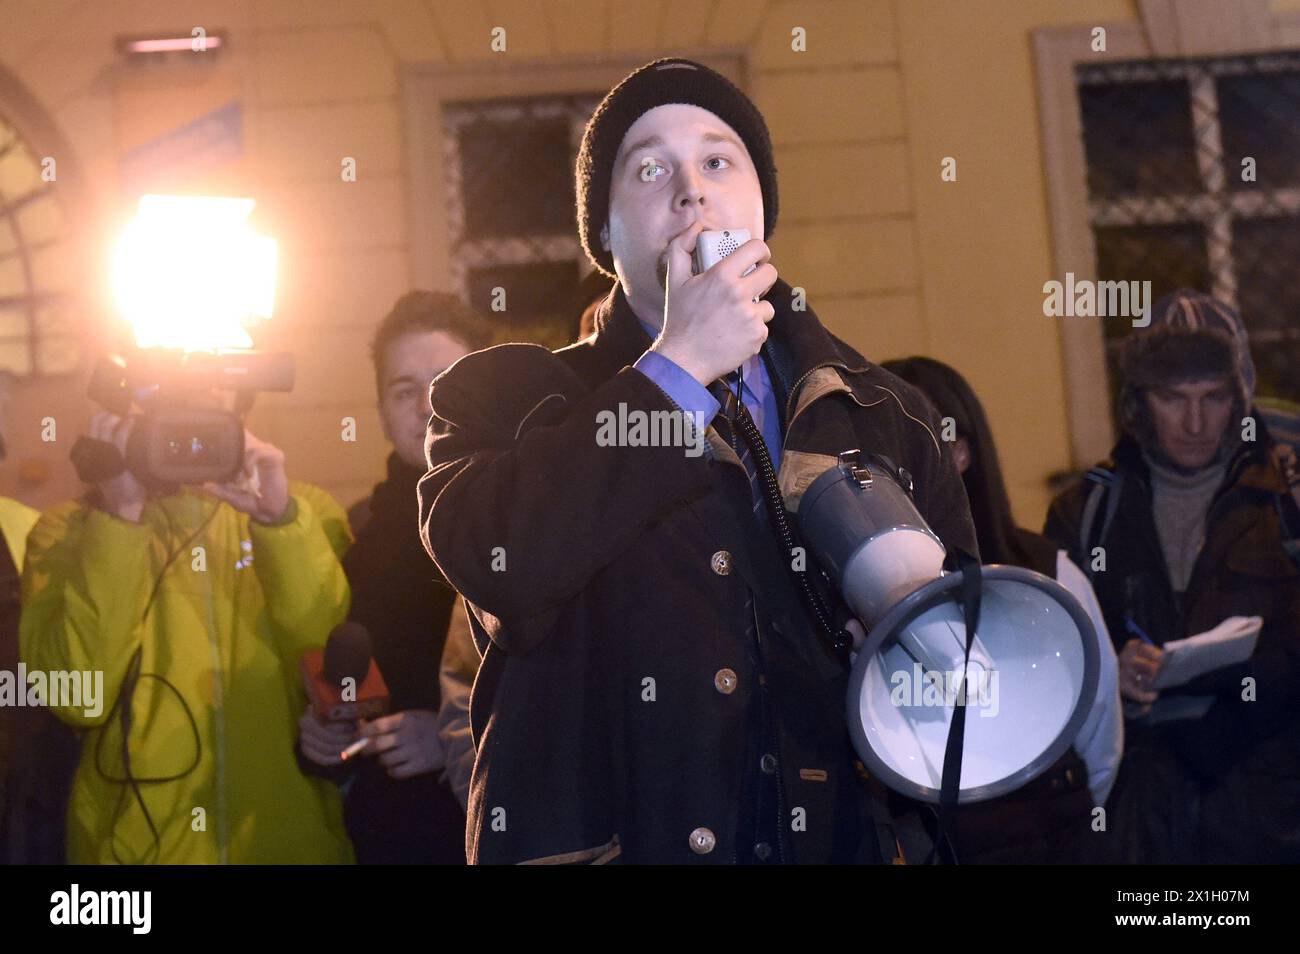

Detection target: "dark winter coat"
[339, 452, 467, 864]
[1045, 432, 1300, 862]
[419, 279, 977, 864]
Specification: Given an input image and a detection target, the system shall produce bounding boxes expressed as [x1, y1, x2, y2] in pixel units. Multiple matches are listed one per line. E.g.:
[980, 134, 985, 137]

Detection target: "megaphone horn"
[797, 450, 1100, 804]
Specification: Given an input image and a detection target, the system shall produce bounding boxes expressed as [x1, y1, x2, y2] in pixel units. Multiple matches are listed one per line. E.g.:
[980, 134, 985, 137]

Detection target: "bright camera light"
[112, 194, 278, 351]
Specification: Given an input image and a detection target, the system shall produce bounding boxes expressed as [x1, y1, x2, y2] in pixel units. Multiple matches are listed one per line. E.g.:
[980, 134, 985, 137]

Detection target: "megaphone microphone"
[797, 450, 1100, 805]
[693, 228, 769, 452]
[300, 621, 391, 724]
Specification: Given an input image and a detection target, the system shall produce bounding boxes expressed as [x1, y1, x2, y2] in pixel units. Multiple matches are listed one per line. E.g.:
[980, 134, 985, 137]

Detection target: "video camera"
[71, 348, 294, 488]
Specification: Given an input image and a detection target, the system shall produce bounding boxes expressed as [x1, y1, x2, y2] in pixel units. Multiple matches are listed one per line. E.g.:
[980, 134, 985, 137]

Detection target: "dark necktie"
[711, 379, 767, 522]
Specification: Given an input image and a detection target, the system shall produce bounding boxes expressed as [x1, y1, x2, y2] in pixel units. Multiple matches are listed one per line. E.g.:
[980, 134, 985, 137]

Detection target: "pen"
[1125, 615, 1158, 647]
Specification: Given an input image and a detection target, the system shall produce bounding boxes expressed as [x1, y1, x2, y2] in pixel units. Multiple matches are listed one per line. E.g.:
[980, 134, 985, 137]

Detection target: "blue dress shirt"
[632, 319, 782, 469]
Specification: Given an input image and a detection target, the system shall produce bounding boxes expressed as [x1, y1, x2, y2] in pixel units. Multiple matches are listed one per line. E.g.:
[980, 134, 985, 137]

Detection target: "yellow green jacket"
[20, 483, 355, 864]
[0, 495, 39, 571]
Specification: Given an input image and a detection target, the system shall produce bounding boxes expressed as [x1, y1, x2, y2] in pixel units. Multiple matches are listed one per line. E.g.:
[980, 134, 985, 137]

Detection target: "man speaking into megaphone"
[417, 58, 977, 865]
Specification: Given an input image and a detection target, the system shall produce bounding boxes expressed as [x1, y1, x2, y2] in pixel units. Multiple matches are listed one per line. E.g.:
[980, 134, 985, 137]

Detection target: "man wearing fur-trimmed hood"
[1046, 288, 1300, 863]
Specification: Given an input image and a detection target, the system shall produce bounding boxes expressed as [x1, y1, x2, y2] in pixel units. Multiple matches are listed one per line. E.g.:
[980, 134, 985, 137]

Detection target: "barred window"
[1077, 52, 1300, 406]
[0, 110, 77, 376]
[441, 93, 602, 346]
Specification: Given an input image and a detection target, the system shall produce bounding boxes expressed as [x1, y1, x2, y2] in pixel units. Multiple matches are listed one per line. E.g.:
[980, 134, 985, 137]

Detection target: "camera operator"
[20, 397, 355, 864]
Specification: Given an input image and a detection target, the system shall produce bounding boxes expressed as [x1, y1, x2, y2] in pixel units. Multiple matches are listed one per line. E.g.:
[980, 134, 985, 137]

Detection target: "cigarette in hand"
[340, 738, 368, 761]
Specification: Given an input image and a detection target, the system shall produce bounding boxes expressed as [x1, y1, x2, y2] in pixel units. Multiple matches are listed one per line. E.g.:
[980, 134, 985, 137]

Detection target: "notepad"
[1141, 693, 1215, 725]
[1152, 615, 1262, 690]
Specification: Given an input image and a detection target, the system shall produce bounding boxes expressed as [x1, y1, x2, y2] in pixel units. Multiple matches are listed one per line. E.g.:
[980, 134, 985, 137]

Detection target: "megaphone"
[797, 450, 1099, 804]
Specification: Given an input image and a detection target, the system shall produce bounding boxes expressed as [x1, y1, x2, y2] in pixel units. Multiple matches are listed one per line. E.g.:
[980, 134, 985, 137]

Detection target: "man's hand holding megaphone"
[652, 220, 779, 386]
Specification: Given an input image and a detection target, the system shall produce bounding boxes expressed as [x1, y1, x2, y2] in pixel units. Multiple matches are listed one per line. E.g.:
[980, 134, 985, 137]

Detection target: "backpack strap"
[1269, 443, 1300, 569]
[1078, 466, 1122, 580]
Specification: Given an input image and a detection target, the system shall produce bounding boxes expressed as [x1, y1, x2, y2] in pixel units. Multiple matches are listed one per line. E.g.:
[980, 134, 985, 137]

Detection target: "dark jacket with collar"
[339, 452, 467, 864]
[418, 279, 977, 864]
[1045, 431, 1300, 862]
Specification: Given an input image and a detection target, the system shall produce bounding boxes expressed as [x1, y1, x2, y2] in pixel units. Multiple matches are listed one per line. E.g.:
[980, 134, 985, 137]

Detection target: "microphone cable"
[723, 359, 852, 661]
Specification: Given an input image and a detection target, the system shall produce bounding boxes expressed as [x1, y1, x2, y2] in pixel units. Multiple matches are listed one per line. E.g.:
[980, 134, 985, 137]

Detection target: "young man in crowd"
[417, 58, 977, 864]
[1046, 289, 1300, 863]
[298, 291, 489, 863]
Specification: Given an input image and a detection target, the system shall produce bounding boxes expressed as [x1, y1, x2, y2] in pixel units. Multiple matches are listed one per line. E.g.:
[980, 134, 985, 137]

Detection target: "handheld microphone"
[693, 229, 761, 391]
[692, 228, 754, 277]
[300, 621, 391, 722]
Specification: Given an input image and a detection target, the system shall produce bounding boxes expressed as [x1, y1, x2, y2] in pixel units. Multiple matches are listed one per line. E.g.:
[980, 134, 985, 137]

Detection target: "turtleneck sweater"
[1143, 452, 1227, 593]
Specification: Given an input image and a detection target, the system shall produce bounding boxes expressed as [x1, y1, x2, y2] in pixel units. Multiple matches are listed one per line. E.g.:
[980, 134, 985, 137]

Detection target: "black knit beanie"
[576, 57, 779, 278]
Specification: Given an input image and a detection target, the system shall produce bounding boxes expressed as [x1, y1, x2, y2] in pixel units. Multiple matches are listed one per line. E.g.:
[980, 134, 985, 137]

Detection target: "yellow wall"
[0, 0, 1277, 529]
[895, 0, 1137, 525]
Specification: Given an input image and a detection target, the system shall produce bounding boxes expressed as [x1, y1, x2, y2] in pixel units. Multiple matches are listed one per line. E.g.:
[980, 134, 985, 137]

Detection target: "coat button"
[714, 668, 738, 695]
[689, 827, 716, 854]
[710, 550, 732, 575]
[760, 753, 777, 774]
[754, 842, 772, 861]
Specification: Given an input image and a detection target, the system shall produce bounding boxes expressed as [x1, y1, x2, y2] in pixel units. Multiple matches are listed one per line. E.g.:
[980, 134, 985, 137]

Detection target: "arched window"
[0, 102, 77, 376]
